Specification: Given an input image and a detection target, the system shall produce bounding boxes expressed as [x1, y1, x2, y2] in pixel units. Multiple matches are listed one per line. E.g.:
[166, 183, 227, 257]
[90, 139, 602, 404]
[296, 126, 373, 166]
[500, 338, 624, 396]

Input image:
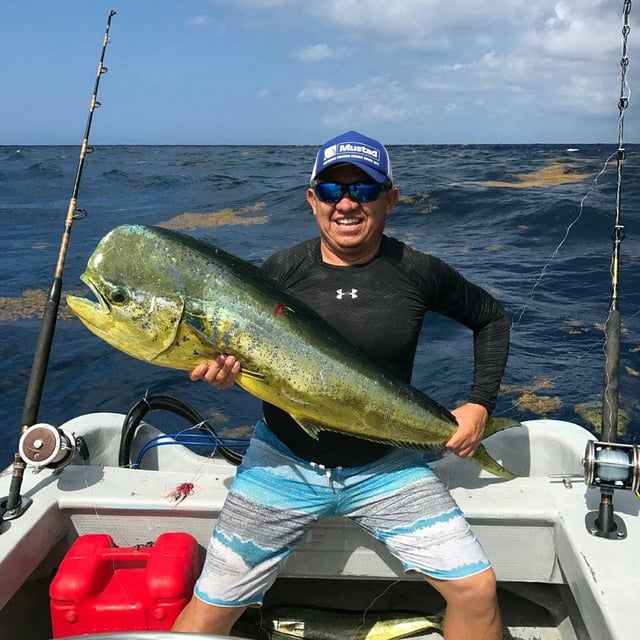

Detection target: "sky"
[1, 0, 638, 145]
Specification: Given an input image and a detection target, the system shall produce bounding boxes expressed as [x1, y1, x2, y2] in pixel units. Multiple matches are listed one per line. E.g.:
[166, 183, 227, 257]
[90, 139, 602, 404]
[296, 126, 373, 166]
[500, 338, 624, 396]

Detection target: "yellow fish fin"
[484, 417, 521, 437]
[472, 443, 517, 479]
[293, 417, 329, 441]
[237, 368, 268, 383]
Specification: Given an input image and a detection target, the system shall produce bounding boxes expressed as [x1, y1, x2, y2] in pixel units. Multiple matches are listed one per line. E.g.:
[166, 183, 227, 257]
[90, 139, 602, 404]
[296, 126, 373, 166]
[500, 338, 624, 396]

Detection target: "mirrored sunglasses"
[313, 181, 389, 204]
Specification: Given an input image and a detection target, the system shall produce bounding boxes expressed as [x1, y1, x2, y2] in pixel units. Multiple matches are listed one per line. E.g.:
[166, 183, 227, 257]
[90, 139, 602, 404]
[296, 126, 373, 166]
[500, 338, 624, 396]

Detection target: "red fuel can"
[49, 532, 200, 638]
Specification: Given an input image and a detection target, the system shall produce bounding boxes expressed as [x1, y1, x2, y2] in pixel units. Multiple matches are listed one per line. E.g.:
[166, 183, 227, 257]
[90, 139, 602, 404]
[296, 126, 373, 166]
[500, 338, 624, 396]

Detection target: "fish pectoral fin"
[292, 417, 329, 441]
[152, 309, 216, 365]
[148, 295, 187, 358]
[237, 368, 268, 383]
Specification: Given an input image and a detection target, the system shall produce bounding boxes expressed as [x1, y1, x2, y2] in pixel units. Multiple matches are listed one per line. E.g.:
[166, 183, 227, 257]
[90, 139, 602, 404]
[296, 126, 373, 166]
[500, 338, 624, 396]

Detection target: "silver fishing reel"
[583, 440, 640, 493]
[18, 423, 77, 470]
[583, 440, 640, 540]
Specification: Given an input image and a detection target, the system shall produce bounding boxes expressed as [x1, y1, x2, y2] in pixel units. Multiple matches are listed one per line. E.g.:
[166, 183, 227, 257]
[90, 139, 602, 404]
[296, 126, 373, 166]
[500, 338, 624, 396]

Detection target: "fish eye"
[110, 288, 129, 305]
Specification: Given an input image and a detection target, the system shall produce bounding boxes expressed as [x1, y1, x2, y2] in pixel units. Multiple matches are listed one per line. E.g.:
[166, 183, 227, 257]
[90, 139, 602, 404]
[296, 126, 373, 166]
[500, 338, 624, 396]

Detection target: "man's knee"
[461, 569, 498, 613]
[424, 568, 498, 611]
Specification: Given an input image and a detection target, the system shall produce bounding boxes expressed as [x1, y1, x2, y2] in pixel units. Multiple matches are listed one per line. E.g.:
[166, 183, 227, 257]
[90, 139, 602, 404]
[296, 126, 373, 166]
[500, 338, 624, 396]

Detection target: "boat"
[1, 409, 639, 640]
[1, 6, 638, 640]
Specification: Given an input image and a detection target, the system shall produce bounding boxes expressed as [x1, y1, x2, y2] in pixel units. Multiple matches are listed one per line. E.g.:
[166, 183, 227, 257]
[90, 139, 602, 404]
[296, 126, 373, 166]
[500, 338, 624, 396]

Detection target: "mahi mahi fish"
[66, 224, 518, 478]
[238, 605, 444, 639]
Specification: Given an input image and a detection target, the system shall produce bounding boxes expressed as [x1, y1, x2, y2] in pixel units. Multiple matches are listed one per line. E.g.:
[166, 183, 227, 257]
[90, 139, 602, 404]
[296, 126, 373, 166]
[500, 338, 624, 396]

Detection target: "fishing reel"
[2, 423, 82, 525]
[583, 440, 640, 539]
[583, 441, 640, 493]
[18, 423, 80, 470]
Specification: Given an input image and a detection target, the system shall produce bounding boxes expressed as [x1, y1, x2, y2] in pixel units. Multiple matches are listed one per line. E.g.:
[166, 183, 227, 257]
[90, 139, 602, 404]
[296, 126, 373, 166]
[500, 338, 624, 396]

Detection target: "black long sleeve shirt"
[260, 235, 509, 467]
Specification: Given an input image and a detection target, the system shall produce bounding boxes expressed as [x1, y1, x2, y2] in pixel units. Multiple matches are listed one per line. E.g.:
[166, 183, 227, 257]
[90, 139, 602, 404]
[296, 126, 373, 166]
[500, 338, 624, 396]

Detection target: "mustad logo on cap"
[322, 142, 380, 168]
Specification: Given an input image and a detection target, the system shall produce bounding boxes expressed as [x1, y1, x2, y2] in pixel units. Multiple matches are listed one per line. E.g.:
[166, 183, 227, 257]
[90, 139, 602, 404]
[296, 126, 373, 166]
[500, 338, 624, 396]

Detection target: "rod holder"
[1, 454, 33, 524]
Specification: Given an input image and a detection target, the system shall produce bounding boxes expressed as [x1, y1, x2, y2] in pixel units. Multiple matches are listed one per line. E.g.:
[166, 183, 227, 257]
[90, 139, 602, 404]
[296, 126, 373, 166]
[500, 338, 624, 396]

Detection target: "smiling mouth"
[334, 217, 362, 227]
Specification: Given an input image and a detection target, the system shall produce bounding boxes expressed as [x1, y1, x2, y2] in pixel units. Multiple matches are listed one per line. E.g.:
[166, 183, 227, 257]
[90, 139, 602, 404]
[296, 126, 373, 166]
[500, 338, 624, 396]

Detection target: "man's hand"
[189, 354, 241, 389]
[446, 403, 489, 458]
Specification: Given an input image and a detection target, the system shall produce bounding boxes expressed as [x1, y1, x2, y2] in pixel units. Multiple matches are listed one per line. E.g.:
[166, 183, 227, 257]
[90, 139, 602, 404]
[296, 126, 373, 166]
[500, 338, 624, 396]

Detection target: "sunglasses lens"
[314, 182, 383, 204]
[314, 182, 345, 203]
[350, 183, 381, 202]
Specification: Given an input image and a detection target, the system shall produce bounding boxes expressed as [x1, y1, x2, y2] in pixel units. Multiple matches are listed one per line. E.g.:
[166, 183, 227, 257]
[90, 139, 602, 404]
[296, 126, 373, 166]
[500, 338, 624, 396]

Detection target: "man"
[173, 131, 509, 639]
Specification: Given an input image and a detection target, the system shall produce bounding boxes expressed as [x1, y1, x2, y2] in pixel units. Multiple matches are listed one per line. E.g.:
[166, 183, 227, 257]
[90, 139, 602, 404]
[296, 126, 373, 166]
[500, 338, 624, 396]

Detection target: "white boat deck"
[1, 415, 638, 639]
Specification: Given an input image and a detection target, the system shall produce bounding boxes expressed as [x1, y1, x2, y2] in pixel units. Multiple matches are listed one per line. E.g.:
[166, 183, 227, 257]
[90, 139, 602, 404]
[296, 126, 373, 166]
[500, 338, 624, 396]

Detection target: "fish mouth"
[81, 273, 112, 313]
[65, 273, 113, 330]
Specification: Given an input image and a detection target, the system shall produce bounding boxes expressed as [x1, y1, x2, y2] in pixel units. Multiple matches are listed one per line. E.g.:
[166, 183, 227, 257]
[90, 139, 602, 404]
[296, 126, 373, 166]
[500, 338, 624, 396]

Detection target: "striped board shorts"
[194, 420, 491, 608]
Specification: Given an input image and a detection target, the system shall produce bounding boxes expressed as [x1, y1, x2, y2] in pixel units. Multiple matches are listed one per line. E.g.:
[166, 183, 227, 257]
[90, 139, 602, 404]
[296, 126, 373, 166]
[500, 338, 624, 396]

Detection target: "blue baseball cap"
[310, 130, 393, 185]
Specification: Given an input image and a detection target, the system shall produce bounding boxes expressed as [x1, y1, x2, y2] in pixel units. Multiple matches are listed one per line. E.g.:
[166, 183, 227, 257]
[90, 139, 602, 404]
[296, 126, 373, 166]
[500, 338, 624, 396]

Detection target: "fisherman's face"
[307, 164, 398, 266]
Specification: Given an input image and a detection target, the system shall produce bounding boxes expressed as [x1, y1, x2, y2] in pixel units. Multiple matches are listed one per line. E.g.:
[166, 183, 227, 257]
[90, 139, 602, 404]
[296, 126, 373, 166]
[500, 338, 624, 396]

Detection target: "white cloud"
[294, 43, 349, 63]
[210, 0, 637, 141]
[190, 15, 214, 27]
[524, 1, 620, 60]
[298, 75, 417, 131]
[297, 82, 337, 103]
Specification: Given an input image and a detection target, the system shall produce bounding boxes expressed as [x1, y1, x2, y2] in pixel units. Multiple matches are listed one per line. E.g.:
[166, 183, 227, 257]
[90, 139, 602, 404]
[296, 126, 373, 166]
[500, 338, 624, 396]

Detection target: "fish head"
[66, 225, 216, 369]
[67, 275, 185, 364]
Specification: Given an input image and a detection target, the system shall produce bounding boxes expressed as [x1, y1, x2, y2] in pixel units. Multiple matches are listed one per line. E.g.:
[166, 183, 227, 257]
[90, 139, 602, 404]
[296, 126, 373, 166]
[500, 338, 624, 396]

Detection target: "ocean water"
[1, 144, 639, 470]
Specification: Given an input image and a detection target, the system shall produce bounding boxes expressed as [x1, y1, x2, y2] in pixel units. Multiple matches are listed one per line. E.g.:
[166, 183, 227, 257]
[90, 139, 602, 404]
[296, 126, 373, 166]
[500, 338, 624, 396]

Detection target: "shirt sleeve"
[414, 252, 510, 414]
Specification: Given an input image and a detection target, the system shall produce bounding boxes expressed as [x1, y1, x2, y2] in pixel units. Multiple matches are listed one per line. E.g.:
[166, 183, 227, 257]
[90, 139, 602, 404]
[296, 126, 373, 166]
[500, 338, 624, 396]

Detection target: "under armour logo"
[336, 288, 358, 300]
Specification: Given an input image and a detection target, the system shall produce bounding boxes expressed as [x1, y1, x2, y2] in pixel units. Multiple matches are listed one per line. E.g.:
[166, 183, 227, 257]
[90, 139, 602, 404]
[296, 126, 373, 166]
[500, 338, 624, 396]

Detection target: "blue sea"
[1, 144, 639, 470]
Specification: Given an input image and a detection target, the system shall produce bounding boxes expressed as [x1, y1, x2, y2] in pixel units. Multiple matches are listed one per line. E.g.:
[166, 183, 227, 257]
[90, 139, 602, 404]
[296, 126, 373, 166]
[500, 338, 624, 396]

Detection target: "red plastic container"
[49, 532, 200, 638]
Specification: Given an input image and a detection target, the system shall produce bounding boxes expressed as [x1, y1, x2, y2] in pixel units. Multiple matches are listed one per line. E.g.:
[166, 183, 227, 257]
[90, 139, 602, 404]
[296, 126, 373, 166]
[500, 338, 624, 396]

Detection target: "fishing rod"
[0, 10, 117, 521]
[601, 0, 632, 444]
[583, 0, 639, 540]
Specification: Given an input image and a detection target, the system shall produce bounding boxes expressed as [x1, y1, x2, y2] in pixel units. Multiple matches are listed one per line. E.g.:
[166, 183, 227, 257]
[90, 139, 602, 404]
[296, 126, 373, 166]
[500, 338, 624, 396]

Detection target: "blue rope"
[133, 433, 250, 469]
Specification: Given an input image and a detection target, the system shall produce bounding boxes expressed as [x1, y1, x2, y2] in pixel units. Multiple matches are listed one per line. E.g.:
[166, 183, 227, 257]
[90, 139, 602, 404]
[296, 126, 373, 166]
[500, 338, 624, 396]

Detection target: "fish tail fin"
[472, 443, 517, 479]
[428, 609, 445, 630]
[484, 416, 521, 438]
